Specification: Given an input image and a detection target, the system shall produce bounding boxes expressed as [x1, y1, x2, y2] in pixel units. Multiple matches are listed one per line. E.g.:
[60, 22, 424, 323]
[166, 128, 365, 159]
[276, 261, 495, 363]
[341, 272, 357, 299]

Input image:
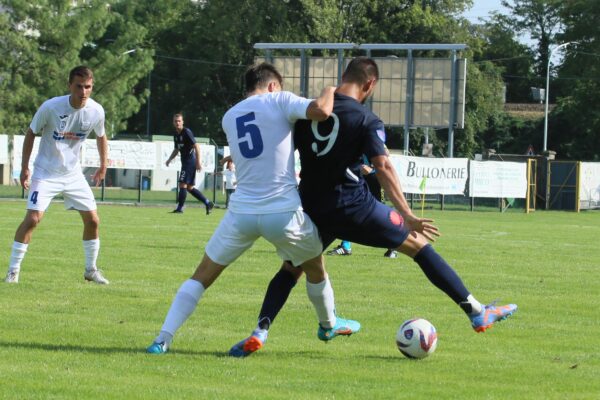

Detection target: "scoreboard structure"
[255, 43, 467, 157]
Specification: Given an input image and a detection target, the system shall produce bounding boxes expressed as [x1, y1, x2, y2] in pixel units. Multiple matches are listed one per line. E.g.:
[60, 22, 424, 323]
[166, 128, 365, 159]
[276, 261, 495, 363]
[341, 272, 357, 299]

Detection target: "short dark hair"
[342, 57, 379, 84]
[69, 66, 94, 83]
[245, 62, 283, 93]
[173, 113, 184, 120]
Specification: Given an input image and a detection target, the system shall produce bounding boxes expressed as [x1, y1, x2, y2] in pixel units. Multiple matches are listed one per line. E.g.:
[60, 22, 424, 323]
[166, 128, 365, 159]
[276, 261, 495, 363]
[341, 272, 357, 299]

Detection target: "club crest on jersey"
[389, 210, 404, 226]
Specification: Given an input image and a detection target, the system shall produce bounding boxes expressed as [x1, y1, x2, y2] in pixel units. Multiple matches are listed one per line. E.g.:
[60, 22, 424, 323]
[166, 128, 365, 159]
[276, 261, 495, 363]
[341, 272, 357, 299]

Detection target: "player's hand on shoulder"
[404, 214, 440, 242]
[360, 164, 373, 175]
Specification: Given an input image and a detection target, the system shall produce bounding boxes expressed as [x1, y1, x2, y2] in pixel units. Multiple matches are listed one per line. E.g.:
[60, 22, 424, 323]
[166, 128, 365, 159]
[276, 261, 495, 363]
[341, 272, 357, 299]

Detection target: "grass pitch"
[0, 201, 599, 399]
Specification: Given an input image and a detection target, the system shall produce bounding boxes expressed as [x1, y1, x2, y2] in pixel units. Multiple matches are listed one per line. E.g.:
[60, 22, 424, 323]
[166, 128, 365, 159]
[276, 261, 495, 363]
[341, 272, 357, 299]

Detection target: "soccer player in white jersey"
[4, 66, 109, 285]
[147, 63, 360, 354]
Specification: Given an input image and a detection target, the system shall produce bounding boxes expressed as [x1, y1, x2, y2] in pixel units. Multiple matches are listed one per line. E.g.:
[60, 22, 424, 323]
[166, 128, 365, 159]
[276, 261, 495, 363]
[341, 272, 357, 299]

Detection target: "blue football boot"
[318, 317, 361, 341]
[470, 302, 518, 332]
[229, 329, 268, 358]
[146, 341, 169, 354]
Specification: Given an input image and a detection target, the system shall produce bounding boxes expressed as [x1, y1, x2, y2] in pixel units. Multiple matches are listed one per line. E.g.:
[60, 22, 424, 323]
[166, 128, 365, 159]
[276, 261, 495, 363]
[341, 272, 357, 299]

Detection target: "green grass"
[0, 201, 599, 399]
[0, 185, 228, 206]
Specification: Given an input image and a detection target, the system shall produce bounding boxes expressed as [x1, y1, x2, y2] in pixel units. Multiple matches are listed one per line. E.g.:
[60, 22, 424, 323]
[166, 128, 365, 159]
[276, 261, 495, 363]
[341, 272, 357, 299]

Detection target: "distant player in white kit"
[4, 66, 109, 285]
[147, 62, 360, 354]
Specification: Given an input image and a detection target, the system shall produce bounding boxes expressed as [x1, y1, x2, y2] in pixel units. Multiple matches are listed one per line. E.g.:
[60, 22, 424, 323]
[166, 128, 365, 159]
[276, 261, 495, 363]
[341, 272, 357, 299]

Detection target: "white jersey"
[30, 95, 105, 179]
[223, 169, 237, 190]
[221, 91, 312, 214]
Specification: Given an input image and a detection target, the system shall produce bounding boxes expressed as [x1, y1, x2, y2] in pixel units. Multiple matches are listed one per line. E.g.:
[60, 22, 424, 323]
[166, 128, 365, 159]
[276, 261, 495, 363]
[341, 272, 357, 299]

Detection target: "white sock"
[83, 239, 100, 272]
[157, 279, 205, 343]
[8, 241, 28, 272]
[306, 276, 336, 329]
[464, 294, 483, 315]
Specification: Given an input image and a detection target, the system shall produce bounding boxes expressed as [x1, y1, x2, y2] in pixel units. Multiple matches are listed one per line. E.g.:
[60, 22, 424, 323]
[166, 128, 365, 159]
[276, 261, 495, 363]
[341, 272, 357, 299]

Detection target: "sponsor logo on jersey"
[52, 131, 86, 141]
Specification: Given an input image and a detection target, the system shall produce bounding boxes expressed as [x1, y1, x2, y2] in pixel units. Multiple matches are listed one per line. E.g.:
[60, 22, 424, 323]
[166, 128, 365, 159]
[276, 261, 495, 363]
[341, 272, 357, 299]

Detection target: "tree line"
[0, 0, 598, 160]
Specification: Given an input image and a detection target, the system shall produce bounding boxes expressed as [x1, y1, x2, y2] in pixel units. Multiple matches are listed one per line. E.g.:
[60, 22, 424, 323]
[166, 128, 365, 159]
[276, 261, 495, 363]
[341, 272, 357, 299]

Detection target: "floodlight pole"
[121, 48, 153, 141]
[146, 71, 152, 140]
[404, 49, 414, 156]
[543, 42, 574, 152]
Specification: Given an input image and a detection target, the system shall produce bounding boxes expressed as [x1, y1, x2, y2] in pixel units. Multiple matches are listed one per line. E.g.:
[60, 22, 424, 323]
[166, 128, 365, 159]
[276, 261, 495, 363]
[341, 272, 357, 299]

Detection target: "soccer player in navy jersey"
[146, 63, 359, 354]
[229, 57, 517, 358]
[165, 113, 214, 214]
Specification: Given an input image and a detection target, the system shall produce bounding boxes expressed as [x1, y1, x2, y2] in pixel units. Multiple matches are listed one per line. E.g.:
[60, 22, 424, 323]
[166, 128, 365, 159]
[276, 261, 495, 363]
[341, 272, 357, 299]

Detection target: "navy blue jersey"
[174, 127, 197, 164]
[295, 93, 409, 250]
[295, 93, 387, 208]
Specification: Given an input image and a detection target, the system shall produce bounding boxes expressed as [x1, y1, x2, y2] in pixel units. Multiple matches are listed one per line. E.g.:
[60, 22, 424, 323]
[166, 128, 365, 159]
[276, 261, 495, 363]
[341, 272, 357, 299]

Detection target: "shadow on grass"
[0, 340, 228, 357]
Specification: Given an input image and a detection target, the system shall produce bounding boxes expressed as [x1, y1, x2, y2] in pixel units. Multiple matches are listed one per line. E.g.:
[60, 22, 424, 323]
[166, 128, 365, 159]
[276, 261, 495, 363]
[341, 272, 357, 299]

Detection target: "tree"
[0, 0, 156, 136]
[549, 0, 600, 160]
[475, 15, 536, 102]
[118, 0, 504, 157]
[499, 0, 563, 78]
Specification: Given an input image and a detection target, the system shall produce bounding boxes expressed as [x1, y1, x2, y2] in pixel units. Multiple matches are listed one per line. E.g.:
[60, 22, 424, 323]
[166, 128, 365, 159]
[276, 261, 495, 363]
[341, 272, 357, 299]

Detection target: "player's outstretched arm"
[194, 143, 202, 171]
[371, 154, 439, 241]
[306, 86, 336, 121]
[92, 135, 108, 186]
[165, 148, 179, 167]
[20, 128, 36, 189]
[219, 155, 232, 166]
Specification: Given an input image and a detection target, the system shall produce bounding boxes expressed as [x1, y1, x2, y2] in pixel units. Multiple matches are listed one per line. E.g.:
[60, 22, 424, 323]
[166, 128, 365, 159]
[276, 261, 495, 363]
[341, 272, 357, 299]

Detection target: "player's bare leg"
[301, 254, 361, 342]
[5, 210, 44, 283]
[79, 210, 108, 284]
[147, 254, 227, 354]
[229, 261, 302, 357]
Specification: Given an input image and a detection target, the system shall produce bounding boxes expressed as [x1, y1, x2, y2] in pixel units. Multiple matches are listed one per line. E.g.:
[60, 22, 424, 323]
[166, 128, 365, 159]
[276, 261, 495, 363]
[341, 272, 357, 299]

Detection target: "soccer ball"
[396, 318, 438, 359]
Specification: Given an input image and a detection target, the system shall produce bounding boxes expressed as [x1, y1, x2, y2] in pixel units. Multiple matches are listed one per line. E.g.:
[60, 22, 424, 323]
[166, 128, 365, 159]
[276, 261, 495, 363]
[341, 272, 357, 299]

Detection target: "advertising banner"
[83, 140, 156, 170]
[579, 162, 600, 209]
[159, 142, 215, 172]
[469, 161, 527, 198]
[389, 155, 468, 195]
[0, 135, 8, 164]
[12, 135, 41, 177]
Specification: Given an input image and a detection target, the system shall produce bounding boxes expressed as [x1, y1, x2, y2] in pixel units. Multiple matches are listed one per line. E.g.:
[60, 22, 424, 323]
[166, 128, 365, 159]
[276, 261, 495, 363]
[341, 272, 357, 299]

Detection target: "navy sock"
[257, 269, 298, 330]
[188, 188, 208, 205]
[413, 244, 470, 304]
[176, 189, 187, 210]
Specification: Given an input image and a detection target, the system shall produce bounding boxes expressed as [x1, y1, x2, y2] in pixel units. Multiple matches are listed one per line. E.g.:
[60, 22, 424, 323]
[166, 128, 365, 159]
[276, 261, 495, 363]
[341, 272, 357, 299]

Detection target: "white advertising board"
[159, 142, 216, 172]
[160, 141, 180, 171]
[389, 155, 468, 195]
[579, 162, 600, 209]
[0, 135, 8, 164]
[12, 135, 41, 177]
[469, 161, 527, 198]
[83, 140, 157, 170]
[200, 144, 216, 172]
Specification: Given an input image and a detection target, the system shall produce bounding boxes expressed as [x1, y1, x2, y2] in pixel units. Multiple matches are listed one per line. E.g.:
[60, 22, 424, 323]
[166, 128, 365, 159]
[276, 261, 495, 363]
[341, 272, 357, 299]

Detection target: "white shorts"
[205, 209, 322, 267]
[27, 173, 97, 212]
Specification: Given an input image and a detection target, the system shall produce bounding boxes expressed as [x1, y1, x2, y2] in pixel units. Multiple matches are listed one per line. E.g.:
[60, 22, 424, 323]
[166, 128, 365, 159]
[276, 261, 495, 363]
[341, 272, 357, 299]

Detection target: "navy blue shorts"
[179, 162, 197, 185]
[307, 197, 410, 251]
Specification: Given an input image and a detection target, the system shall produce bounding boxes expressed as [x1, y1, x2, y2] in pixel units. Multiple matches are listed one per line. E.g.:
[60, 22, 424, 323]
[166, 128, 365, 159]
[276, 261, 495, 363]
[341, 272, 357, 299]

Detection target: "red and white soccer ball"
[396, 318, 438, 359]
